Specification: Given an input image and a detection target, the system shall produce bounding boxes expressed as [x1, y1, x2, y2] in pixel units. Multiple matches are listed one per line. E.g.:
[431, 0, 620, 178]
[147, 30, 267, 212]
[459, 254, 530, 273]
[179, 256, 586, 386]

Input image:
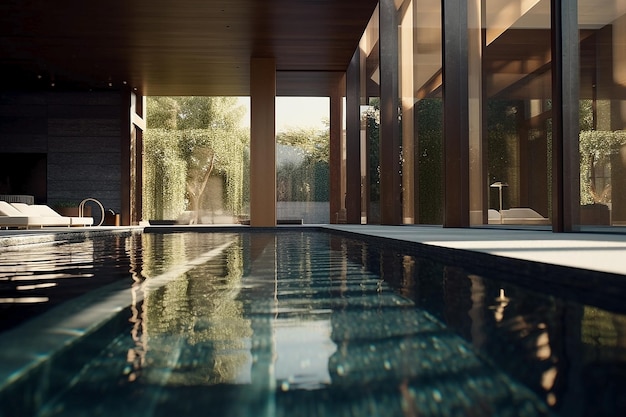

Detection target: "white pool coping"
[322, 224, 626, 276]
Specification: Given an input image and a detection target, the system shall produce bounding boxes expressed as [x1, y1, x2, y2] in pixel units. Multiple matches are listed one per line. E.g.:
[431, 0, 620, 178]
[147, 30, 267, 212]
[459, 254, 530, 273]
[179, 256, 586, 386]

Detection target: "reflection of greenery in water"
[140, 233, 188, 277]
[41, 232, 581, 416]
[140, 235, 252, 385]
[582, 307, 626, 361]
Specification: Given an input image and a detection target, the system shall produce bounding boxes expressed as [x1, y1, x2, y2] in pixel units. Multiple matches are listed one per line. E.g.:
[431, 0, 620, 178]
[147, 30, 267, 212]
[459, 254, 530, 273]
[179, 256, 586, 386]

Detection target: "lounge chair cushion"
[0, 201, 25, 217]
[11, 203, 93, 227]
[0, 205, 71, 228]
[11, 203, 63, 217]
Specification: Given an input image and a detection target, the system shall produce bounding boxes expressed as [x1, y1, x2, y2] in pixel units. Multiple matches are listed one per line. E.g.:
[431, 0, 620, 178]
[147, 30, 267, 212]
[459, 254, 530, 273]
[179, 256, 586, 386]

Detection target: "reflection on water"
[2, 231, 626, 417]
[33, 232, 549, 417]
[126, 233, 252, 386]
[0, 235, 131, 331]
[367, 237, 626, 417]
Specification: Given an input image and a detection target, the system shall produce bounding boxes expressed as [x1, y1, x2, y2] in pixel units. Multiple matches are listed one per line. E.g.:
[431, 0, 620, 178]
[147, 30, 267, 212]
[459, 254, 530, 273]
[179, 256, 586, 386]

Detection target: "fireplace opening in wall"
[0, 153, 47, 203]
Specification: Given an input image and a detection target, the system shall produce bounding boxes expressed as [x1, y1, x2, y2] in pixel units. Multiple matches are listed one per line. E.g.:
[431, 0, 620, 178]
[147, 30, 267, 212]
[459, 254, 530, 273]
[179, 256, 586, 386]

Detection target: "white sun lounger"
[488, 207, 550, 225]
[10, 202, 94, 227]
[0, 201, 71, 229]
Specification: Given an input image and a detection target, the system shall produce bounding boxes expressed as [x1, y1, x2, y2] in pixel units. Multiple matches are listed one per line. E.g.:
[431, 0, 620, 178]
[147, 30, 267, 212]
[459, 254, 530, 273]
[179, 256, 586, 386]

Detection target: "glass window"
[484, 0, 552, 227]
[579, 1, 626, 228]
[360, 6, 381, 224]
[398, 0, 444, 225]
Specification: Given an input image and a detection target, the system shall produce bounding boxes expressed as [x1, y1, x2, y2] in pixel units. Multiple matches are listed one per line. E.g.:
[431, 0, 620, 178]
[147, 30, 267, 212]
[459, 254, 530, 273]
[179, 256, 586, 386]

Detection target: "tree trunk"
[187, 153, 216, 224]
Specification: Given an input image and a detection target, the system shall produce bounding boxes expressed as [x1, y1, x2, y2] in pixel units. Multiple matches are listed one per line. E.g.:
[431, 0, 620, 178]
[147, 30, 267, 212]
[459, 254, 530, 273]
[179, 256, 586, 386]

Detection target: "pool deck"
[322, 224, 626, 277]
[1, 224, 626, 276]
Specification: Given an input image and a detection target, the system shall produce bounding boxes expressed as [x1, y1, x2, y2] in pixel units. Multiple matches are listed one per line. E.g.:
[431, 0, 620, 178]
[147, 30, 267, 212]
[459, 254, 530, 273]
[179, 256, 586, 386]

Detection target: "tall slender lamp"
[490, 182, 508, 224]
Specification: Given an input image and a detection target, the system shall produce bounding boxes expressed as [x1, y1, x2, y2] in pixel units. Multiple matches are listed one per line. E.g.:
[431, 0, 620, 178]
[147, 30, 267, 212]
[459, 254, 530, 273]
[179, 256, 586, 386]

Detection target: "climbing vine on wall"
[579, 130, 626, 205]
[144, 129, 187, 220]
[180, 129, 247, 216]
[276, 126, 330, 202]
[144, 97, 248, 221]
[416, 98, 443, 224]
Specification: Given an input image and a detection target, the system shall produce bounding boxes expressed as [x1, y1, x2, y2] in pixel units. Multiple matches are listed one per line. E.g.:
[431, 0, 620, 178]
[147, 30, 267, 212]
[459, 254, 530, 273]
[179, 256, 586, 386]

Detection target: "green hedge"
[144, 129, 187, 220]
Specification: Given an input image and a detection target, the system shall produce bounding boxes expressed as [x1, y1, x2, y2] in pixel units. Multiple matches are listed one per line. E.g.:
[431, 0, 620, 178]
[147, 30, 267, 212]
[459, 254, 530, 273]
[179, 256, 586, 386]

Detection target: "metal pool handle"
[79, 197, 105, 226]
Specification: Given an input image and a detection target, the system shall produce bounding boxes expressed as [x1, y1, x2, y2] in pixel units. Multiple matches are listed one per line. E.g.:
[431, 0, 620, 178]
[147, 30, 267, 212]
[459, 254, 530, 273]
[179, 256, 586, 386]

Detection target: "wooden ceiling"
[0, 0, 378, 96]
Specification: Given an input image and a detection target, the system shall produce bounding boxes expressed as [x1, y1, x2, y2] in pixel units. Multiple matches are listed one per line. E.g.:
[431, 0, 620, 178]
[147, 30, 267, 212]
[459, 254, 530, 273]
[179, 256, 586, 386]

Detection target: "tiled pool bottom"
[0, 230, 625, 417]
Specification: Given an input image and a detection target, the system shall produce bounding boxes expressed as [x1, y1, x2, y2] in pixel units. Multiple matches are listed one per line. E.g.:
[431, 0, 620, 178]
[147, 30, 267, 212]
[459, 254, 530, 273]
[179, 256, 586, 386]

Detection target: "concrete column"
[400, 0, 415, 224]
[330, 76, 346, 224]
[550, 0, 580, 232]
[120, 91, 131, 226]
[468, 0, 485, 225]
[250, 58, 277, 227]
[442, 0, 470, 227]
[379, 0, 402, 225]
[122, 90, 145, 226]
[346, 50, 362, 224]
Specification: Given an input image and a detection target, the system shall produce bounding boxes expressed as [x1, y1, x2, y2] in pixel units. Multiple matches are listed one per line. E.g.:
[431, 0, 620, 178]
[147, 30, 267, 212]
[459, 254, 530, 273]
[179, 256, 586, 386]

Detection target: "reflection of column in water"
[468, 274, 487, 349]
[328, 234, 349, 295]
[128, 232, 147, 380]
[443, 266, 474, 340]
[249, 315, 276, 416]
[247, 233, 278, 417]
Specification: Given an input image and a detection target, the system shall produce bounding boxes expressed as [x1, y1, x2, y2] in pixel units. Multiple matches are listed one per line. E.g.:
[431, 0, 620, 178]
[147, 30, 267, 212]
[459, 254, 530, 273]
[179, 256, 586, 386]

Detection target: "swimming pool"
[0, 229, 625, 416]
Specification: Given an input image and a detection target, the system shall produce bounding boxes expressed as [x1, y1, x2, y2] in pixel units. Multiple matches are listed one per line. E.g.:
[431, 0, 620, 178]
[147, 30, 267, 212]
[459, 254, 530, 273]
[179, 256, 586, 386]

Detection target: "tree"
[276, 126, 329, 162]
[145, 97, 248, 223]
[179, 127, 247, 223]
[176, 97, 245, 131]
[579, 130, 626, 204]
[147, 97, 179, 130]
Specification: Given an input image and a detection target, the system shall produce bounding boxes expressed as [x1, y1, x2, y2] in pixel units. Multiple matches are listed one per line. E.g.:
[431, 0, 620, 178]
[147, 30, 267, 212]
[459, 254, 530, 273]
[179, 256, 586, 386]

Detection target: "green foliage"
[143, 129, 187, 220]
[579, 130, 626, 204]
[486, 100, 522, 209]
[176, 97, 245, 131]
[363, 100, 381, 204]
[579, 130, 626, 161]
[147, 97, 179, 129]
[277, 126, 329, 162]
[416, 98, 443, 224]
[181, 128, 247, 214]
[579, 99, 594, 131]
[276, 125, 330, 202]
[144, 97, 249, 220]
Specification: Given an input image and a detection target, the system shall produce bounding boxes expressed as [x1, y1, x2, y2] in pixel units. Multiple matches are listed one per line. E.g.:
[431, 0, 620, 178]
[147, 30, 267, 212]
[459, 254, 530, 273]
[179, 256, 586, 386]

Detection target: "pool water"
[1, 230, 625, 417]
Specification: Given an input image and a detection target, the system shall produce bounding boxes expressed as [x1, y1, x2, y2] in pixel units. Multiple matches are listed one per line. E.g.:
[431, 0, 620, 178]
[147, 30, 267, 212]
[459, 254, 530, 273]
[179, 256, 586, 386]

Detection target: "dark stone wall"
[0, 91, 122, 213]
